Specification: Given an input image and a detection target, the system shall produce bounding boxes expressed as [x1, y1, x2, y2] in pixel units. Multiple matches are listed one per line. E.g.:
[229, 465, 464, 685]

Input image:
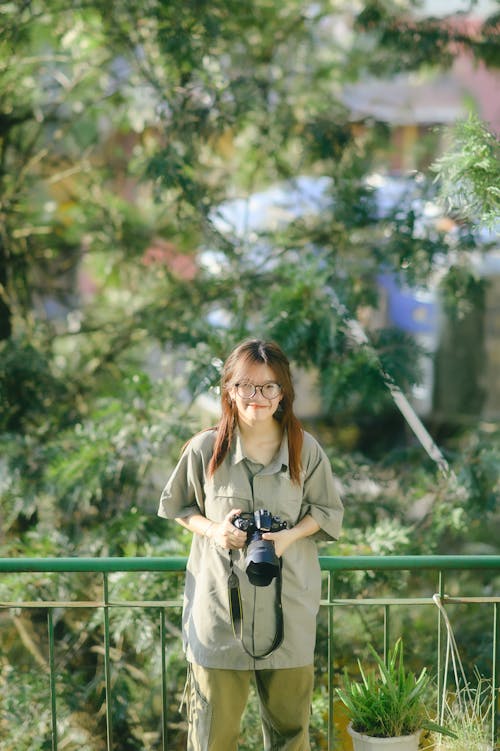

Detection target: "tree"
[432, 114, 500, 227]
[1, 1, 500, 748]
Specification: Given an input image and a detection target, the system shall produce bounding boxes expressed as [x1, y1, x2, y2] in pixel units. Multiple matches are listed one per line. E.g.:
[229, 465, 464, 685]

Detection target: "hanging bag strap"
[227, 551, 284, 660]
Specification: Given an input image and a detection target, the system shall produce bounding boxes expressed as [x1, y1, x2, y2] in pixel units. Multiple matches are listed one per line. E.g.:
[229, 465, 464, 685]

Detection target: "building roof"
[341, 71, 467, 125]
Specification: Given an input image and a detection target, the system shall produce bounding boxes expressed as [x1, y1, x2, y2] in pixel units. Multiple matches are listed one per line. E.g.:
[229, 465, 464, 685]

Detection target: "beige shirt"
[158, 428, 343, 669]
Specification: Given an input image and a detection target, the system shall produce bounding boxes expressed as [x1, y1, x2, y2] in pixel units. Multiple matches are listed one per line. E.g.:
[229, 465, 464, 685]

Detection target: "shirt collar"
[231, 427, 289, 473]
[232, 431, 247, 465]
[274, 431, 290, 473]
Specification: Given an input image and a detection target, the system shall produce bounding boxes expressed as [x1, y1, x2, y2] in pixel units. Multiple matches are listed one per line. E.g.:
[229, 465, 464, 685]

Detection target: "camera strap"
[227, 551, 284, 660]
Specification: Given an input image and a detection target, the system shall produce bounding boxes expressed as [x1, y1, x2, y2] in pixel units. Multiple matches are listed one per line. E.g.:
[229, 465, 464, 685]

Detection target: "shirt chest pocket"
[251, 474, 304, 525]
[203, 483, 253, 521]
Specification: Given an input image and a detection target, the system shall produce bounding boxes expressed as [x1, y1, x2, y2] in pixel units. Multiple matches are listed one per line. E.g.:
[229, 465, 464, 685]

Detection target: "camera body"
[232, 509, 287, 587]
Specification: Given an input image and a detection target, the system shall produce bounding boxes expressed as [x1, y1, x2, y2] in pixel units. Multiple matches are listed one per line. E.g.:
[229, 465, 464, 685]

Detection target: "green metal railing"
[321, 555, 500, 751]
[1, 555, 500, 750]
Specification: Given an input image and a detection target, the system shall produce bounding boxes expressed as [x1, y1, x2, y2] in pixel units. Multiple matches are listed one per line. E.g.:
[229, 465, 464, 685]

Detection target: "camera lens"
[245, 538, 280, 586]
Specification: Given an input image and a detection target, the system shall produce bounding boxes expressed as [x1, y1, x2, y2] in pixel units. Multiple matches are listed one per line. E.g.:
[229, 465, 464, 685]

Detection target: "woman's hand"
[208, 509, 247, 550]
[262, 514, 321, 558]
[261, 529, 295, 558]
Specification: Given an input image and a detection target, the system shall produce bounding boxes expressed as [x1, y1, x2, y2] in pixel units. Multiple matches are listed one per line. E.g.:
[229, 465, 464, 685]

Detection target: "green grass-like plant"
[336, 638, 431, 738]
[432, 594, 494, 751]
[434, 676, 493, 751]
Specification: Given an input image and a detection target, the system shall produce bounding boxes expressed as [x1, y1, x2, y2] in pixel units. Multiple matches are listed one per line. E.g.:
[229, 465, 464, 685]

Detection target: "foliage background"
[1, 0, 499, 748]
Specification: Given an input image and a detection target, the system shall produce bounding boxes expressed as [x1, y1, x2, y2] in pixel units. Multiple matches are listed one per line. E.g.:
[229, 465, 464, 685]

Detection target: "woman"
[158, 339, 343, 751]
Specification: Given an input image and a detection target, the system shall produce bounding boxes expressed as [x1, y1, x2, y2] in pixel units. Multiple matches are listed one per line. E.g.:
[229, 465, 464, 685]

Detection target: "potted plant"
[336, 637, 433, 751]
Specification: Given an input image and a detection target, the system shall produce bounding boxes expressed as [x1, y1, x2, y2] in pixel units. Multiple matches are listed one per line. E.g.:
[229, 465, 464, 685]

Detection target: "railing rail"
[3, 553, 500, 572]
[2, 555, 500, 751]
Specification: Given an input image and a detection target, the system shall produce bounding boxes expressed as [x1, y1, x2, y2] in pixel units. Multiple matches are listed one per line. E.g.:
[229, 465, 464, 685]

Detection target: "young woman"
[158, 339, 343, 751]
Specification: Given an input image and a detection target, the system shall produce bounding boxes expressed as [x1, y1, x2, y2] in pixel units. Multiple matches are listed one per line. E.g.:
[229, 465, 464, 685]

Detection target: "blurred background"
[0, 1, 499, 748]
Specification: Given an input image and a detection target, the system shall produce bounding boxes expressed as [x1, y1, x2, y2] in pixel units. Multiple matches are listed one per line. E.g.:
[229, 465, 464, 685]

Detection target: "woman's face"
[229, 362, 282, 428]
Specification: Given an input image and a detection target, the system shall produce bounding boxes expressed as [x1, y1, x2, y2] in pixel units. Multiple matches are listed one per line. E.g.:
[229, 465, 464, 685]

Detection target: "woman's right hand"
[208, 509, 247, 550]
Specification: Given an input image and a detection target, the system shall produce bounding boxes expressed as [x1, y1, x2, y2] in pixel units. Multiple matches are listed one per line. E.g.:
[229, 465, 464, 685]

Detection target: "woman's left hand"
[261, 529, 295, 558]
[261, 515, 320, 558]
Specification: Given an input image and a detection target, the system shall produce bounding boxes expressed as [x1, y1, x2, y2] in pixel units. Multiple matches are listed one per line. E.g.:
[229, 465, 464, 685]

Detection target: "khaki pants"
[187, 662, 314, 751]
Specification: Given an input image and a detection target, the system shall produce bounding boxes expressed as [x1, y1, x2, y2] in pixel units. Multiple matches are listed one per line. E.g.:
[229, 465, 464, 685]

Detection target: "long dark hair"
[208, 339, 304, 483]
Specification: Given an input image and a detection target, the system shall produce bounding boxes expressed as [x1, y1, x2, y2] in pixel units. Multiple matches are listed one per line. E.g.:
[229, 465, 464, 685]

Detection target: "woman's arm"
[175, 510, 247, 550]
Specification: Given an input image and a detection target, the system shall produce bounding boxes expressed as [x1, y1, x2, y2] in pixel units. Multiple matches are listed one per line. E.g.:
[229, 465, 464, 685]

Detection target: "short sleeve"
[301, 433, 344, 541]
[158, 432, 214, 520]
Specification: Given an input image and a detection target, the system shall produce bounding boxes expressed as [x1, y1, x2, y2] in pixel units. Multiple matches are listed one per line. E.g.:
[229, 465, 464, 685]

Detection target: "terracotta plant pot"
[348, 723, 421, 751]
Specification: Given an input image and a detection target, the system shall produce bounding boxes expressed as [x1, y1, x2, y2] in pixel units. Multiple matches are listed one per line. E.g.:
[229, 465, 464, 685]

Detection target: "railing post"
[492, 602, 498, 746]
[327, 570, 335, 751]
[436, 570, 445, 722]
[160, 608, 168, 751]
[48, 608, 58, 751]
[383, 604, 390, 665]
[103, 572, 113, 750]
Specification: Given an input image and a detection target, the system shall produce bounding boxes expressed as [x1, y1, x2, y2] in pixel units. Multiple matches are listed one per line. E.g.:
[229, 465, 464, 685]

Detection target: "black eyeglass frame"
[234, 382, 282, 399]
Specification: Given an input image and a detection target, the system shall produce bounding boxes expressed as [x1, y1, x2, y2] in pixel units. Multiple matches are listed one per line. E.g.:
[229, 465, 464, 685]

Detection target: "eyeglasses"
[235, 382, 282, 400]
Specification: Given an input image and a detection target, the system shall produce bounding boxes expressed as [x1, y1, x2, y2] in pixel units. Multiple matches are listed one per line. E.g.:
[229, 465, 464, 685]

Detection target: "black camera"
[232, 509, 287, 587]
